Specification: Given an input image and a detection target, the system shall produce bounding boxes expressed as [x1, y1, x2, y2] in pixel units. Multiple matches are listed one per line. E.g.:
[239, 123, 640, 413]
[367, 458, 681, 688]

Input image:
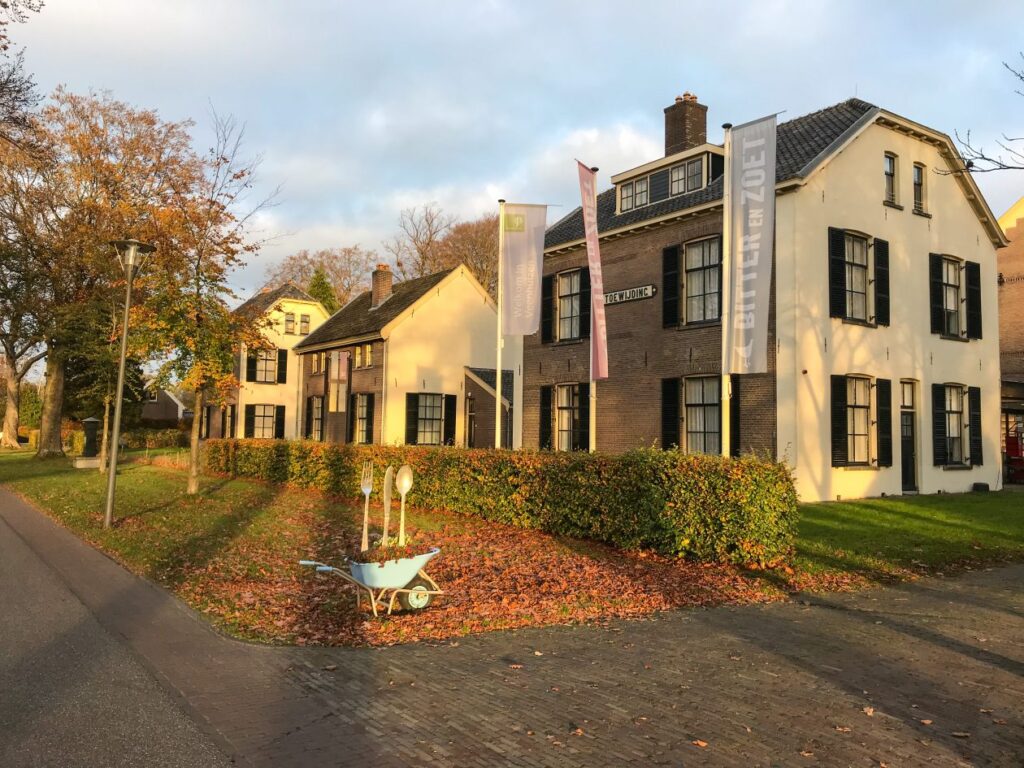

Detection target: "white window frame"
[284, 312, 295, 334]
[620, 181, 634, 212]
[846, 376, 872, 466]
[416, 393, 444, 446]
[942, 256, 963, 337]
[684, 376, 721, 455]
[634, 177, 648, 207]
[354, 393, 371, 444]
[683, 236, 721, 323]
[253, 348, 278, 383]
[913, 163, 926, 212]
[253, 404, 276, 439]
[943, 384, 968, 466]
[555, 384, 579, 452]
[556, 268, 582, 341]
[844, 232, 871, 322]
[884, 152, 898, 204]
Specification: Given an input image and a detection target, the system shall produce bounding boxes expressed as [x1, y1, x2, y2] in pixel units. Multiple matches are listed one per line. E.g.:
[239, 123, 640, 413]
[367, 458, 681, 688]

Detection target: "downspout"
[380, 339, 388, 444]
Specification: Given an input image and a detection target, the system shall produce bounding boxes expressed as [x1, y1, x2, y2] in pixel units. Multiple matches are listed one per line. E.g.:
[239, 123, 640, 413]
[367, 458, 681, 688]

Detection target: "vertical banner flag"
[500, 203, 548, 335]
[723, 115, 776, 375]
[577, 161, 608, 380]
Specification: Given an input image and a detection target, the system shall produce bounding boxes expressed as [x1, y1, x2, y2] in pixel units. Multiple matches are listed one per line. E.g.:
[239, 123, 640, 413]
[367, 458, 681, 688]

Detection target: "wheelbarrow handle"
[315, 565, 335, 573]
[299, 560, 327, 568]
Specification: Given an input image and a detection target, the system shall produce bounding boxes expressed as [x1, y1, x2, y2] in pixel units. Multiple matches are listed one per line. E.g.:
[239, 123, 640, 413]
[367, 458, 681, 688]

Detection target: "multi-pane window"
[670, 157, 705, 196]
[363, 343, 373, 367]
[354, 345, 363, 369]
[557, 269, 581, 341]
[945, 385, 966, 464]
[844, 233, 869, 321]
[355, 393, 371, 444]
[556, 384, 579, 452]
[416, 393, 444, 446]
[621, 181, 634, 212]
[253, 405, 276, 439]
[884, 153, 897, 204]
[328, 350, 348, 413]
[311, 353, 320, 374]
[284, 313, 295, 334]
[300, 314, 310, 334]
[684, 238, 721, 322]
[846, 377, 871, 464]
[633, 177, 648, 207]
[913, 164, 925, 212]
[901, 381, 915, 410]
[224, 404, 236, 438]
[684, 377, 720, 454]
[942, 257, 961, 336]
[254, 349, 278, 383]
[310, 396, 324, 441]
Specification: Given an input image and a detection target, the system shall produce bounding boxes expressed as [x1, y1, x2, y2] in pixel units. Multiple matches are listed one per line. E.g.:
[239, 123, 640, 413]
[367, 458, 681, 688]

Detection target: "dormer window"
[634, 177, 648, 207]
[670, 156, 705, 196]
[620, 177, 649, 212]
[621, 181, 634, 212]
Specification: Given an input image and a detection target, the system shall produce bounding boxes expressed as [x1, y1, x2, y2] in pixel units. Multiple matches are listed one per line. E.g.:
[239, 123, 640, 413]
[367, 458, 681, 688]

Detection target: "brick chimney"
[371, 264, 393, 308]
[664, 92, 708, 156]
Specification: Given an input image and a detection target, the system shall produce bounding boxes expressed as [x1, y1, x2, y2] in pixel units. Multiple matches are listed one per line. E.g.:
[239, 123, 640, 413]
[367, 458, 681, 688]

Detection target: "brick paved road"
[2, 487, 1022, 767]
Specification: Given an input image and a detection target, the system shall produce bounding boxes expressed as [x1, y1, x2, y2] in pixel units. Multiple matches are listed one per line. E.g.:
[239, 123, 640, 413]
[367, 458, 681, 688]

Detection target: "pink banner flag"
[577, 161, 608, 380]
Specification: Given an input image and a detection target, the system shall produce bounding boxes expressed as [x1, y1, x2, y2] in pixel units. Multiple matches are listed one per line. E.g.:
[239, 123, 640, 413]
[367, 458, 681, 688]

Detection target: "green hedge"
[205, 440, 798, 567]
[66, 427, 188, 454]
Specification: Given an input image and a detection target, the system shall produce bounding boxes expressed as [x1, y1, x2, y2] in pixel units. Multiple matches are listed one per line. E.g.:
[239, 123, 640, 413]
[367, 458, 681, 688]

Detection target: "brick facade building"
[524, 93, 1006, 502]
[998, 198, 1024, 480]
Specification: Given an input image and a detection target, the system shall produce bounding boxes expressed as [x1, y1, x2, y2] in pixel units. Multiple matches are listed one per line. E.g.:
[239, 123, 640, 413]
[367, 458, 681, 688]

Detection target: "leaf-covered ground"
[2, 451, 1022, 647]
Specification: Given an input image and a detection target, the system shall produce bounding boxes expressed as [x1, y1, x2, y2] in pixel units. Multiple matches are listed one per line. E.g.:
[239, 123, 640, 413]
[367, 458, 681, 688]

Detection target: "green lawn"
[796, 491, 1024, 585]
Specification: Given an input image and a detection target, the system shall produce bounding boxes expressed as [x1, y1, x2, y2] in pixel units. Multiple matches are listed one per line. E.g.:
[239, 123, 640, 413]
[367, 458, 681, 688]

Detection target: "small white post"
[495, 199, 506, 449]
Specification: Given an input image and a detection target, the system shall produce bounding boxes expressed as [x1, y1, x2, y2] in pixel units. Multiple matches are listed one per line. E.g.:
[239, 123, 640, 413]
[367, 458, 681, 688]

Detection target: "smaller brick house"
[998, 197, 1024, 480]
[294, 264, 521, 448]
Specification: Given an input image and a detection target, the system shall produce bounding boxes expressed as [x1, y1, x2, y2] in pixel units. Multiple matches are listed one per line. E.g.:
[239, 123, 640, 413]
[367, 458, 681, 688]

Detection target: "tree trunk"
[0, 363, 20, 449]
[36, 350, 65, 458]
[187, 388, 203, 494]
[99, 395, 111, 473]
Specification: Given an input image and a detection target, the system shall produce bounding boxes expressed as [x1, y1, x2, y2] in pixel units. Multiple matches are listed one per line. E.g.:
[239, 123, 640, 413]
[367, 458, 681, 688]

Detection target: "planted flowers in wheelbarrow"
[300, 462, 443, 616]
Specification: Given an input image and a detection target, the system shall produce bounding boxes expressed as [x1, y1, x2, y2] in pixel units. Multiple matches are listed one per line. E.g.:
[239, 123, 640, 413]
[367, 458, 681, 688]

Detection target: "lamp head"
[109, 239, 156, 273]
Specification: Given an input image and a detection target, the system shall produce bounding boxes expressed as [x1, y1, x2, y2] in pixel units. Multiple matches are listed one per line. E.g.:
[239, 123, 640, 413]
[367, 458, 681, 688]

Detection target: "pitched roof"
[296, 268, 456, 349]
[545, 98, 878, 249]
[466, 367, 515, 406]
[235, 283, 320, 318]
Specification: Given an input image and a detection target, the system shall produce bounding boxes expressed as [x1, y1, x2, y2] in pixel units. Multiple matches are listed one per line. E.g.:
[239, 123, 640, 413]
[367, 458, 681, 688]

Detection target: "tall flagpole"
[720, 123, 733, 459]
[496, 199, 506, 449]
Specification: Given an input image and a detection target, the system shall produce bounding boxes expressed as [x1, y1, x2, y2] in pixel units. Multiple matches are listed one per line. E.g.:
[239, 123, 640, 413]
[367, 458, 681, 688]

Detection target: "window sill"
[940, 464, 973, 471]
[553, 338, 585, 347]
[678, 319, 722, 330]
[842, 464, 879, 472]
[912, 208, 932, 219]
[882, 200, 904, 211]
[938, 334, 970, 343]
[841, 317, 878, 329]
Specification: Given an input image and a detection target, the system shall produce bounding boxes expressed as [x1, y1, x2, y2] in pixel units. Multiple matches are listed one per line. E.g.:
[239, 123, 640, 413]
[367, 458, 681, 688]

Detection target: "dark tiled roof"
[296, 268, 455, 349]
[545, 98, 878, 249]
[467, 367, 515, 406]
[235, 283, 319, 318]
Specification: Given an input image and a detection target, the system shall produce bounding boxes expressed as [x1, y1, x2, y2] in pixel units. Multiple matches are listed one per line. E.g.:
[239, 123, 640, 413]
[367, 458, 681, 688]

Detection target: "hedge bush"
[66, 427, 188, 454]
[205, 440, 798, 567]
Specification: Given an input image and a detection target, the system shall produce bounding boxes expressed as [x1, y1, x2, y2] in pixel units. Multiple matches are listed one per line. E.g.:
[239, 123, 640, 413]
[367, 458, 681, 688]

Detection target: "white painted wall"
[381, 266, 523, 447]
[236, 297, 330, 439]
[776, 121, 1002, 501]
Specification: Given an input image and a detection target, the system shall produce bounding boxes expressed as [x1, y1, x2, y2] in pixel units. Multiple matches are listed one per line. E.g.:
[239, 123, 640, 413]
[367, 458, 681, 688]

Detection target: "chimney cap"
[675, 95, 684, 104]
[375, 263, 390, 272]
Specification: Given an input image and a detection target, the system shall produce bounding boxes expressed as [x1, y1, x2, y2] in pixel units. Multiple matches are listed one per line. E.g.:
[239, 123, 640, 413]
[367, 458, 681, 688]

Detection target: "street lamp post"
[104, 239, 155, 530]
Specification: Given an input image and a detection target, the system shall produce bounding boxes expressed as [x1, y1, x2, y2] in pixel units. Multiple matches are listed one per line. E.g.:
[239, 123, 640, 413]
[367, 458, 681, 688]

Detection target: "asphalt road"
[0, 507, 231, 768]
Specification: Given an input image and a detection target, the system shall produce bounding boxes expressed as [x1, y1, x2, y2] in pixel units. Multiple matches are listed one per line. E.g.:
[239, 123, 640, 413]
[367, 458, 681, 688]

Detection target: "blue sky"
[16, 0, 1024, 298]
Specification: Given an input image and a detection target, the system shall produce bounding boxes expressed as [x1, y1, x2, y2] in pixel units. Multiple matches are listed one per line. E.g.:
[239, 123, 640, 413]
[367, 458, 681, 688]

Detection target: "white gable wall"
[776, 120, 1002, 501]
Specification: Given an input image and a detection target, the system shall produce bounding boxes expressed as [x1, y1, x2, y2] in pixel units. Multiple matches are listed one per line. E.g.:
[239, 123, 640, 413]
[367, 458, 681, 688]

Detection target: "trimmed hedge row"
[205, 440, 798, 567]
[66, 427, 189, 454]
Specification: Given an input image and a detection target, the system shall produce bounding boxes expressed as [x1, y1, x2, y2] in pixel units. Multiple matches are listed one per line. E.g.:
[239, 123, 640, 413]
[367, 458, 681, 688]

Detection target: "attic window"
[671, 157, 704, 195]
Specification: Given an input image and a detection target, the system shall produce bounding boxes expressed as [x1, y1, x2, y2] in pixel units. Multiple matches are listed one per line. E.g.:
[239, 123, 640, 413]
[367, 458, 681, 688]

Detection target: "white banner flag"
[577, 162, 608, 380]
[500, 203, 547, 335]
[723, 115, 776, 375]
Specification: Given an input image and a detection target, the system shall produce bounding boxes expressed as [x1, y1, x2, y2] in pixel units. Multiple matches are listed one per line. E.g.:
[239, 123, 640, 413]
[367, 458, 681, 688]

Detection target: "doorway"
[900, 380, 917, 493]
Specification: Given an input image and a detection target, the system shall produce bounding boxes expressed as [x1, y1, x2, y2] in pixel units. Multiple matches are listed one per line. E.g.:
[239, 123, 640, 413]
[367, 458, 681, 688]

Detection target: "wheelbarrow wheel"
[398, 577, 434, 612]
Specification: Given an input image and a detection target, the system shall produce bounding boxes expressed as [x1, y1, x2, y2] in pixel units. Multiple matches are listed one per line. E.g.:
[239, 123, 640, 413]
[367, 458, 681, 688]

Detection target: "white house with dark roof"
[527, 93, 1005, 501]
[294, 263, 522, 448]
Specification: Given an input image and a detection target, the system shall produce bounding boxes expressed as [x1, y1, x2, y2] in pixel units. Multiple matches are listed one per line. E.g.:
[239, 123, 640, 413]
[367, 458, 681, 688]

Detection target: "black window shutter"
[874, 239, 890, 326]
[968, 386, 983, 466]
[876, 378, 893, 467]
[730, 375, 741, 457]
[830, 375, 848, 467]
[662, 246, 680, 327]
[575, 383, 590, 452]
[929, 253, 944, 334]
[828, 227, 846, 319]
[541, 275, 554, 343]
[347, 393, 357, 443]
[244, 404, 255, 438]
[405, 393, 419, 445]
[443, 394, 457, 445]
[304, 397, 312, 439]
[660, 377, 680, 449]
[220, 407, 227, 438]
[277, 349, 288, 383]
[932, 383, 947, 466]
[965, 261, 982, 339]
[579, 268, 591, 339]
[274, 405, 285, 439]
[538, 386, 552, 449]
[364, 393, 375, 444]
[245, 351, 257, 382]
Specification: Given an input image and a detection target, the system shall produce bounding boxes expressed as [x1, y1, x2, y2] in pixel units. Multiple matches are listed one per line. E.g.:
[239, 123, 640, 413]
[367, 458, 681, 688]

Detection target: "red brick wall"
[298, 340, 384, 443]
[464, 374, 512, 448]
[523, 210, 777, 456]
